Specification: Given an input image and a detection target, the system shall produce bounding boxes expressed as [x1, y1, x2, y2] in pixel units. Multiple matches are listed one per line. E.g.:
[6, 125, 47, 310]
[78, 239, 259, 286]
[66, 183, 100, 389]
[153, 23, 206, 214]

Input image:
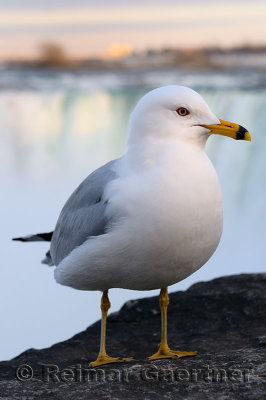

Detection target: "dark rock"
[0, 273, 265, 399]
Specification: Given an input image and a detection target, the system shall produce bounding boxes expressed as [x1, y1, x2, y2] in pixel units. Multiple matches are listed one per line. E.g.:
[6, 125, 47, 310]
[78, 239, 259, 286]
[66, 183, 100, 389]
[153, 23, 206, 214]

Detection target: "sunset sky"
[0, 0, 266, 60]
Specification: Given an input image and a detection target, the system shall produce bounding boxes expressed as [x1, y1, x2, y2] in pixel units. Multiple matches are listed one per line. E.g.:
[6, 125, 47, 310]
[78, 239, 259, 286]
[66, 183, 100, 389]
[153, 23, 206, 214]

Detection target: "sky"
[0, 0, 266, 60]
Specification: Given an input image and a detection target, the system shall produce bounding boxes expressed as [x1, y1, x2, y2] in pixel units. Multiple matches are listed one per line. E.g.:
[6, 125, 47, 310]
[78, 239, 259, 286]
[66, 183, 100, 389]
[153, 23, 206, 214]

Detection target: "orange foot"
[149, 346, 197, 360]
[90, 353, 134, 367]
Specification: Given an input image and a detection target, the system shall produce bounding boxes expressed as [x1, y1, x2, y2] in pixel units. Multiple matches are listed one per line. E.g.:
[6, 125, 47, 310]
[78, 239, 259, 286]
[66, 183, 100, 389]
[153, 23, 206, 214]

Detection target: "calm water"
[1, 67, 265, 360]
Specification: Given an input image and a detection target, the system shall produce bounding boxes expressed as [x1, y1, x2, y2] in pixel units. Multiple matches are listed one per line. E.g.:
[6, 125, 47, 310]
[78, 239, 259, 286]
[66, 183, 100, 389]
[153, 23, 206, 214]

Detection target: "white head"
[128, 85, 219, 149]
[128, 85, 250, 152]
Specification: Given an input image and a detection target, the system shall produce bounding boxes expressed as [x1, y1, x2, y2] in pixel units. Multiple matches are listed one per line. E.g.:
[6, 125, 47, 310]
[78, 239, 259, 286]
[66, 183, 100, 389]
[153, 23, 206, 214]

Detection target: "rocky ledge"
[0, 273, 266, 399]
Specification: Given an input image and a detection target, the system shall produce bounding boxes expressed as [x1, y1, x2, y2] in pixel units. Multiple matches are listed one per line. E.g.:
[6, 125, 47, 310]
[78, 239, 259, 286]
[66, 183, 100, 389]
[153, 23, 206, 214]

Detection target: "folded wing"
[50, 160, 117, 266]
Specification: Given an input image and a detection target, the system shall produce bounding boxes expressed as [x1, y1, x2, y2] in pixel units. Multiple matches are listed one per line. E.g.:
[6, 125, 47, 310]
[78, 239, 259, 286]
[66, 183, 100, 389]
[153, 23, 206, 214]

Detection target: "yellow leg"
[90, 291, 134, 367]
[149, 287, 197, 360]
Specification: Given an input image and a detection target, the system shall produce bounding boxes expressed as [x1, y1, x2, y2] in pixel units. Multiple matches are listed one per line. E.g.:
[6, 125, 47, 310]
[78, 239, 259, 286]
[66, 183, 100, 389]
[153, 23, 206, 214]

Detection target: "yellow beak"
[202, 119, 251, 141]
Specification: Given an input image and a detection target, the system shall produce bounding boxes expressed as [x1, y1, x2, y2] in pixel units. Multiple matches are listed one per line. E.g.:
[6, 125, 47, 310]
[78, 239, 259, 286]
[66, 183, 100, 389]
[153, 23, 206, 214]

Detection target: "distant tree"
[38, 42, 69, 67]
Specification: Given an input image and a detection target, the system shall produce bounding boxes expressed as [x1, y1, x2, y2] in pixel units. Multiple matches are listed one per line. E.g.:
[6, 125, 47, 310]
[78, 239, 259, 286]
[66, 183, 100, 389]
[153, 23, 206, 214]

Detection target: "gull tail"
[12, 231, 54, 266]
[42, 250, 54, 266]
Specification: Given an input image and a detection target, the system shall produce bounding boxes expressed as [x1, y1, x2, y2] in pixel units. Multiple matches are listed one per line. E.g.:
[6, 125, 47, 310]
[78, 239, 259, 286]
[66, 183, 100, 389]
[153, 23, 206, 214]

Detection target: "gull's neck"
[125, 137, 207, 174]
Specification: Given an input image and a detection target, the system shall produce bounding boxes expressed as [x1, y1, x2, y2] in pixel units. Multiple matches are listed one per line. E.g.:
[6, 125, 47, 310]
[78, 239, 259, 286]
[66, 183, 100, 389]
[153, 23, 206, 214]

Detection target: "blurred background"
[1, 0, 266, 361]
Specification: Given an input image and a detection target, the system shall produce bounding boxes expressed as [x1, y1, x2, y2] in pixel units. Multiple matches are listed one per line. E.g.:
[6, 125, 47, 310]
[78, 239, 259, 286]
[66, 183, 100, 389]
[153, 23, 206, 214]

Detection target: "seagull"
[13, 85, 251, 367]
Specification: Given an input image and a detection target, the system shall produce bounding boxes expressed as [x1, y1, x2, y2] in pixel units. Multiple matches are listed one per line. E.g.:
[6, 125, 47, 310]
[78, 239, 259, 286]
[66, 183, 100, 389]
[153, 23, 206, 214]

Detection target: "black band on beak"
[236, 125, 248, 140]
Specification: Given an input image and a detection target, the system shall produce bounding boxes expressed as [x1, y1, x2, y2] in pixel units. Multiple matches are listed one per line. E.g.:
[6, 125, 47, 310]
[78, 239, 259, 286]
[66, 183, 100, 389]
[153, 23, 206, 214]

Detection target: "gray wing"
[50, 159, 117, 266]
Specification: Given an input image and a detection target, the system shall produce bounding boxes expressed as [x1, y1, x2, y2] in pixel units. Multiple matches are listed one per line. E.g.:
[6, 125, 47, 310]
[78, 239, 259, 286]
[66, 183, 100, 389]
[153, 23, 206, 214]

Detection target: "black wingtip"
[12, 237, 27, 242]
[12, 232, 53, 242]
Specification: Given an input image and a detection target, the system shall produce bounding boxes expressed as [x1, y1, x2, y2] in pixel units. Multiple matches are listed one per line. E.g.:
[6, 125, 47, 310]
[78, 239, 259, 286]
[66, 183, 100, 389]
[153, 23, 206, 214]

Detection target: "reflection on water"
[1, 69, 265, 361]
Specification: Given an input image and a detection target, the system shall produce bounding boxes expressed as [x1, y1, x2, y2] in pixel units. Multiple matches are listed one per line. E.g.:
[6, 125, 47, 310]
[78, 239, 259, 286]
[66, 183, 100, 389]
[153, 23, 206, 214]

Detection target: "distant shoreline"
[2, 45, 266, 72]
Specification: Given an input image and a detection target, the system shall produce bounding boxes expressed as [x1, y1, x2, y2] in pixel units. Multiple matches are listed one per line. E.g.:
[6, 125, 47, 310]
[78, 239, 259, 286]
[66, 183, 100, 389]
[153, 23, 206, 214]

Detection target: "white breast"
[54, 144, 223, 291]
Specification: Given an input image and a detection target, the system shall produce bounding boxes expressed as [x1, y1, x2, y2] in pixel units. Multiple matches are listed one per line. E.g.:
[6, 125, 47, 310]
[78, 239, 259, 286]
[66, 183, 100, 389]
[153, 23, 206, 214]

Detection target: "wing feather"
[50, 159, 117, 265]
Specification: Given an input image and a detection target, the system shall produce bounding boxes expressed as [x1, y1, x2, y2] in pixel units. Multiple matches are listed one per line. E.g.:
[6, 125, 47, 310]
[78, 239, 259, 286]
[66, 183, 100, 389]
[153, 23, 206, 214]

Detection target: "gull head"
[128, 85, 251, 149]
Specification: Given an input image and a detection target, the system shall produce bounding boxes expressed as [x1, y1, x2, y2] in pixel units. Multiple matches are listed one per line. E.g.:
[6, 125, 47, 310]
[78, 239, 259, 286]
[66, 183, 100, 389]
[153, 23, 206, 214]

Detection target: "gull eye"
[176, 107, 190, 117]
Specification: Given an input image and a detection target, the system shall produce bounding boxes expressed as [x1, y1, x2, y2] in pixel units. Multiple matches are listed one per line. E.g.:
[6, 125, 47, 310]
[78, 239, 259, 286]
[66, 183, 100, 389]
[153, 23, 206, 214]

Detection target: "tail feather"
[42, 250, 54, 266]
[12, 231, 53, 242]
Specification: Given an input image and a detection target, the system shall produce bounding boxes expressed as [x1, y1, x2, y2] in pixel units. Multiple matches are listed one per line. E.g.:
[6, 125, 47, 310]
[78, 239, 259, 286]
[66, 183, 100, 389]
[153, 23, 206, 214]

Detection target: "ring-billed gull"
[14, 85, 251, 366]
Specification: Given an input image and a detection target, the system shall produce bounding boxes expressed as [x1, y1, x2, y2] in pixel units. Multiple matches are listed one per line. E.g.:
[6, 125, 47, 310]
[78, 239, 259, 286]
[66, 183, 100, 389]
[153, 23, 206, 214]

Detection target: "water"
[1, 67, 265, 361]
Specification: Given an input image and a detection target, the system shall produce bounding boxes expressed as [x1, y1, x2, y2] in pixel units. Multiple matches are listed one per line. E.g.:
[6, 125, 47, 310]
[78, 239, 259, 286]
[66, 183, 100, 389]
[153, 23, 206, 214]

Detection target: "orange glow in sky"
[0, 2, 265, 60]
